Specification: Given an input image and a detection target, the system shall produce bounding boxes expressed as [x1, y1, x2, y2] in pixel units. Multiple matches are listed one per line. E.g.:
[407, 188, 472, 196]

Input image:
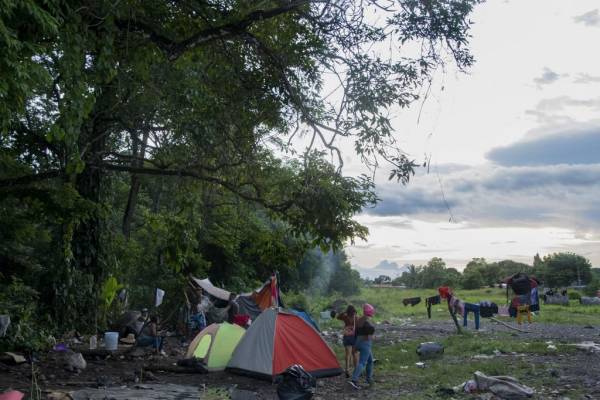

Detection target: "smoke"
[307, 250, 336, 295]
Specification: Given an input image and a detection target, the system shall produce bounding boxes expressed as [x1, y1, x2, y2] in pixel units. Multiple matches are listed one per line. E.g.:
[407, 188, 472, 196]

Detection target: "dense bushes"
[0, 280, 52, 352]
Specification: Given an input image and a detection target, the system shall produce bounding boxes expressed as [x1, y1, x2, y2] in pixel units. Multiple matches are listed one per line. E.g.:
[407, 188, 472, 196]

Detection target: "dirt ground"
[1, 320, 599, 399]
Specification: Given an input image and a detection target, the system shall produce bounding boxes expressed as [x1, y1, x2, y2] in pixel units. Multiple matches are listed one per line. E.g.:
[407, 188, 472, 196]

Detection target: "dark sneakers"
[348, 380, 361, 390]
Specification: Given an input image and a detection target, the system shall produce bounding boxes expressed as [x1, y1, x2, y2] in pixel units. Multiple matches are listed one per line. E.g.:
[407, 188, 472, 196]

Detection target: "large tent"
[186, 323, 245, 371]
[226, 308, 342, 380]
[289, 309, 320, 332]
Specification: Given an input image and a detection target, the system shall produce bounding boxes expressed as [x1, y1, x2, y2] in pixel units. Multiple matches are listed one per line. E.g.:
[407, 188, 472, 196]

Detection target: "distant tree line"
[375, 253, 597, 290]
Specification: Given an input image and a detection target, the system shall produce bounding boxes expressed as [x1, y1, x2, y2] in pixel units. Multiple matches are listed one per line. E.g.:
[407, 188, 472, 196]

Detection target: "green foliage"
[0, 0, 481, 337]
[395, 258, 461, 289]
[0, 279, 52, 352]
[583, 275, 600, 297]
[461, 268, 484, 289]
[283, 292, 310, 311]
[539, 253, 593, 287]
[568, 291, 581, 301]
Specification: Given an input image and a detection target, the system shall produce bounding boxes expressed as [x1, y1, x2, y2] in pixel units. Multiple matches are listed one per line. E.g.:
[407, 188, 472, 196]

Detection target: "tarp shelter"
[192, 274, 283, 320]
[185, 323, 245, 371]
[191, 278, 231, 302]
[227, 308, 342, 380]
[237, 274, 283, 320]
[289, 309, 320, 332]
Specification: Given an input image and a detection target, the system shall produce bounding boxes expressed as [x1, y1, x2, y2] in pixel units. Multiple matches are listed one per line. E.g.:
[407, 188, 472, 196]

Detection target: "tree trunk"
[122, 129, 149, 239]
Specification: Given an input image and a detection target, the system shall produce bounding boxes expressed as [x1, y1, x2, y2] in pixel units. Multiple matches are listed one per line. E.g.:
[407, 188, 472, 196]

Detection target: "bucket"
[104, 332, 119, 351]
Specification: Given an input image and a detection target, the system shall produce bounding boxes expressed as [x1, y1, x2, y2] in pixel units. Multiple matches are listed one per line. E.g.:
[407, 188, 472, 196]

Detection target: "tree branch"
[118, 1, 310, 61]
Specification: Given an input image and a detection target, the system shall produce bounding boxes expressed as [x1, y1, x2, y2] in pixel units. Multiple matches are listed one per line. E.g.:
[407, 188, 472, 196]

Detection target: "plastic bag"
[416, 342, 444, 359]
[276, 365, 316, 400]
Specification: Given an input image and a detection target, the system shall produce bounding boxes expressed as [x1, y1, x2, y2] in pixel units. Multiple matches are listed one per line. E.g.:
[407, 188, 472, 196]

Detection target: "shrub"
[583, 279, 600, 297]
[284, 291, 310, 311]
[0, 279, 52, 352]
[568, 291, 581, 301]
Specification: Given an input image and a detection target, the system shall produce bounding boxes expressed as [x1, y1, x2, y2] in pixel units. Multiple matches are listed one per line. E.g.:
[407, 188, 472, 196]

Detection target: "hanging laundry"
[478, 301, 498, 318]
[425, 295, 441, 319]
[402, 297, 422, 307]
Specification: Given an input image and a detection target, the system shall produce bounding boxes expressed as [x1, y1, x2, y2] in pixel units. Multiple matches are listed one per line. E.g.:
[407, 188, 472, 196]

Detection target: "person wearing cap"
[349, 303, 375, 389]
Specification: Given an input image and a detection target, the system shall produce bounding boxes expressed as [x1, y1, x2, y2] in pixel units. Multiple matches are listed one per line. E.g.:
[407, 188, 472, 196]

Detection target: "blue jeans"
[137, 335, 163, 351]
[351, 338, 373, 382]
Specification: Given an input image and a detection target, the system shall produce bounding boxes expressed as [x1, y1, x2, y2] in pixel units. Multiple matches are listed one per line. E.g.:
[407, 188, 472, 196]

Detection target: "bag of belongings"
[417, 342, 444, 359]
[276, 364, 316, 400]
[510, 273, 531, 295]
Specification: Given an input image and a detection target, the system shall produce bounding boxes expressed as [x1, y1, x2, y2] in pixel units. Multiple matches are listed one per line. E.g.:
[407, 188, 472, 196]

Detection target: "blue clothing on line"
[463, 302, 480, 330]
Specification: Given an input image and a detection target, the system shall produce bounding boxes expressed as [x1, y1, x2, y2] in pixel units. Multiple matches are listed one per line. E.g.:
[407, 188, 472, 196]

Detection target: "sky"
[342, 0, 600, 273]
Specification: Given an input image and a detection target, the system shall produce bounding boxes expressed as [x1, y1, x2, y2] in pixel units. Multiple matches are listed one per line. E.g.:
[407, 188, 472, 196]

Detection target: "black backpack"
[511, 273, 531, 295]
[277, 364, 316, 400]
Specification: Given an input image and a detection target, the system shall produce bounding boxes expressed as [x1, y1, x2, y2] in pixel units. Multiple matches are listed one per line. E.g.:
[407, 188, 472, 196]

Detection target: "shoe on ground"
[159, 350, 167, 356]
[348, 380, 361, 390]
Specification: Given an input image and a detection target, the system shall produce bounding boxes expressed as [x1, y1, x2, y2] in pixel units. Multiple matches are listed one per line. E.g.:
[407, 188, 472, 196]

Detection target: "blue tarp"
[289, 309, 320, 332]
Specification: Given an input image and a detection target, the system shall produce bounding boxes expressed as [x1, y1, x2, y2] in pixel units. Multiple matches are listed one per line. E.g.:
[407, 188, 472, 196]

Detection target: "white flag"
[155, 288, 165, 307]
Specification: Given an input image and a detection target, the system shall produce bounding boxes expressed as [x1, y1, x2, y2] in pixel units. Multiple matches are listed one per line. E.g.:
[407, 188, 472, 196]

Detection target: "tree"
[420, 258, 453, 288]
[542, 253, 593, 287]
[374, 275, 392, 285]
[1, 0, 483, 329]
[461, 269, 484, 289]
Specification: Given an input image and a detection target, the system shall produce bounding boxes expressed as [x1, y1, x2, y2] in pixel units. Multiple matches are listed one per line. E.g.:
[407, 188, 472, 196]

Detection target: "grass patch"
[332, 334, 576, 399]
[311, 287, 600, 328]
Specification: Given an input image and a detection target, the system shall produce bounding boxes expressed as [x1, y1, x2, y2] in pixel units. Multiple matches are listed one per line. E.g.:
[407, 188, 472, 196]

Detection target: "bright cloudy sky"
[342, 0, 600, 272]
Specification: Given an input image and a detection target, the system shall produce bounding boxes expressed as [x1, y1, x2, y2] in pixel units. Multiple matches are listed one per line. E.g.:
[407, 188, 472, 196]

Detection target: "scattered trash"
[89, 334, 97, 349]
[0, 390, 24, 400]
[569, 341, 600, 353]
[547, 345, 557, 351]
[473, 354, 495, 359]
[63, 350, 87, 372]
[68, 383, 202, 399]
[415, 362, 425, 368]
[416, 342, 444, 359]
[276, 364, 316, 400]
[53, 343, 68, 352]
[1, 352, 26, 364]
[474, 370, 534, 399]
[463, 379, 477, 393]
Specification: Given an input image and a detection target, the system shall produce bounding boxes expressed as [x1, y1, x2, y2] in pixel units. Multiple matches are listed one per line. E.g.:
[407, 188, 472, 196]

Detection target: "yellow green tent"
[185, 323, 245, 371]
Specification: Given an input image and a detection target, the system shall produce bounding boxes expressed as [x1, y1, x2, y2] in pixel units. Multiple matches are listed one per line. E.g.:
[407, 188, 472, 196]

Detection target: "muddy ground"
[1, 320, 599, 399]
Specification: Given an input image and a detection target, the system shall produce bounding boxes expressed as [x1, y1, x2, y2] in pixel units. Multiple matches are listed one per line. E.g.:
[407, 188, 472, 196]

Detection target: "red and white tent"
[226, 308, 342, 380]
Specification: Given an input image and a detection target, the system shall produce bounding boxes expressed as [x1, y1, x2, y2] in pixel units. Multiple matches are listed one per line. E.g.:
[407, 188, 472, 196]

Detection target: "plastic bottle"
[89, 334, 97, 350]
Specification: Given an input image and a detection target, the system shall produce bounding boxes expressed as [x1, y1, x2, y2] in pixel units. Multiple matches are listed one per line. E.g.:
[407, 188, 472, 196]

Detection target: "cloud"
[525, 97, 600, 125]
[486, 128, 600, 166]
[533, 68, 564, 87]
[574, 73, 600, 84]
[368, 187, 457, 217]
[574, 9, 600, 27]
[364, 160, 600, 234]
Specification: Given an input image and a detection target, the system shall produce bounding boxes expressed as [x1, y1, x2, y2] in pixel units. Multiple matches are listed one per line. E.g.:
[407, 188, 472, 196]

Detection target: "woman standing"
[336, 305, 358, 377]
[349, 304, 375, 389]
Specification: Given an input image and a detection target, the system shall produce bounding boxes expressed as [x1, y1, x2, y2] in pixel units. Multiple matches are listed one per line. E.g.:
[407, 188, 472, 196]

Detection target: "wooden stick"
[489, 317, 530, 333]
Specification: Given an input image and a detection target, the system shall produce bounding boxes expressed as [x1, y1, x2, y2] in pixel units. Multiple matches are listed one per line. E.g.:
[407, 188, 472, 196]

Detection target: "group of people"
[334, 303, 376, 390]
